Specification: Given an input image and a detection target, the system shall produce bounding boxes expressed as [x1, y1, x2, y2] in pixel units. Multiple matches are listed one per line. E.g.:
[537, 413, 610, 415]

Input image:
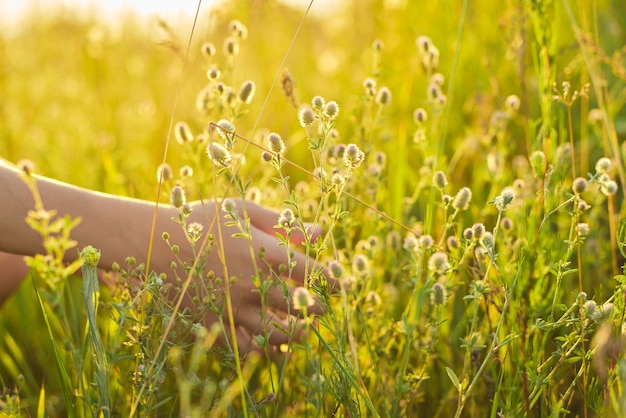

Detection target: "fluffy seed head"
[501, 217, 514, 232]
[601, 180, 618, 196]
[292, 286, 314, 311]
[221, 198, 236, 213]
[206, 142, 232, 167]
[229, 20, 248, 40]
[529, 150, 546, 177]
[299, 107, 315, 127]
[472, 223, 485, 240]
[344, 144, 365, 168]
[311, 95, 325, 110]
[463, 228, 474, 240]
[267, 132, 285, 154]
[372, 38, 384, 51]
[179, 165, 193, 178]
[595, 157, 612, 174]
[572, 177, 588, 194]
[375, 87, 392, 106]
[413, 108, 428, 124]
[576, 223, 590, 237]
[201, 42, 216, 57]
[432, 171, 448, 189]
[452, 187, 472, 211]
[237, 80, 256, 104]
[175, 121, 193, 144]
[157, 163, 173, 182]
[428, 252, 450, 275]
[170, 186, 186, 208]
[431, 282, 447, 305]
[353, 254, 369, 275]
[416, 35, 432, 54]
[207, 66, 220, 80]
[505, 95, 521, 112]
[215, 119, 235, 139]
[447, 235, 459, 250]
[223, 37, 239, 55]
[323, 101, 340, 120]
[329, 260, 344, 279]
[494, 188, 515, 211]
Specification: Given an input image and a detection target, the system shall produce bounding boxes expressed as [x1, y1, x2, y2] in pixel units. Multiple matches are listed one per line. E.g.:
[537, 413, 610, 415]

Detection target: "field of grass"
[2, 0, 626, 416]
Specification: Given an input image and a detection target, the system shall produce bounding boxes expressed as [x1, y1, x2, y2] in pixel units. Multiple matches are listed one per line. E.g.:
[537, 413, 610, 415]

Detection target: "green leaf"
[446, 367, 461, 392]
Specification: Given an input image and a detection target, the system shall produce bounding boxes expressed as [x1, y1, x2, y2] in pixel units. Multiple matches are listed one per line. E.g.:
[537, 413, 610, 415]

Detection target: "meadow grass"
[1, 0, 626, 416]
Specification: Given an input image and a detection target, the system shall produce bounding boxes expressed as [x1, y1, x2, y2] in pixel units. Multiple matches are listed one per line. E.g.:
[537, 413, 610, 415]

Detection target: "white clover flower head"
[428, 252, 450, 275]
[323, 101, 340, 120]
[277, 208, 295, 229]
[206, 142, 232, 167]
[221, 197, 236, 213]
[187, 222, 204, 236]
[216, 119, 235, 139]
[311, 95, 325, 110]
[595, 157, 612, 174]
[299, 106, 315, 127]
[267, 132, 286, 154]
[600, 180, 618, 196]
[403, 234, 419, 253]
[343, 143, 365, 168]
[292, 286, 314, 311]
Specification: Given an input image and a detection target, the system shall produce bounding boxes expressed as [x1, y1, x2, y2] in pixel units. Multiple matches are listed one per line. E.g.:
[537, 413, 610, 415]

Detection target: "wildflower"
[292, 287, 315, 311]
[494, 188, 515, 211]
[576, 223, 590, 237]
[372, 39, 384, 51]
[157, 163, 173, 182]
[174, 121, 193, 144]
[501, 217, 514, 232]
[463, 228, 474, 240]
[419, 234, 434, 249]
[238, 80, 255, 104]
[432, 171, 448, 189]
[277, 208, 295, 229]
[481, 232, 495, 249]
[414, 108, 428, 124]
[215, 119, 235, 139]
[311, 95, 325, 110]
[431, 281, 447, 305]
[363, 77, 377, 96]
[206, 66, 220, 80]
[267, 132, 285, 154]
[328, 260, 344, 279]
[375, 87, 392, 106]
[206, 142, 232, 167]
[201, 42, 216, 57]
[600, 180, 618, 196]
[261, 151, 272, 162]
[343, 143, 365, 168]
[472, 223, 486, 240]
[170, 186, 186, 208]
[403, 234, 419, 252]
[223, 37, 239, 56]
[447, 235, 459, 250]
[187, 222, 204, 236]
[578, 200, 590, 211]
[442, 194, 452, 206]
[375, 151, 387, 167]
[323, 101, 340, 120]
[572, 177, 588, 194]
[299, 106, 315, 127]
[583, 300, 597, 317]
[595, 157, 612, 174]
[353, 254, 369, 275]
[428, 252, 450, 275]
[179, 165, 193, 178]
[452, 187, 472, 211]
[221, 198, 236, 213]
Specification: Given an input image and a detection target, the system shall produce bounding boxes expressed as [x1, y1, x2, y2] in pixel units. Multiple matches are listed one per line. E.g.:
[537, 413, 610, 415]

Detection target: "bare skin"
[0, 159, 327, 353]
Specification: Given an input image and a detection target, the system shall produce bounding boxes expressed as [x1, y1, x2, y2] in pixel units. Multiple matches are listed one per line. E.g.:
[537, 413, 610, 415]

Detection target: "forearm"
[0, 161, 178, 271]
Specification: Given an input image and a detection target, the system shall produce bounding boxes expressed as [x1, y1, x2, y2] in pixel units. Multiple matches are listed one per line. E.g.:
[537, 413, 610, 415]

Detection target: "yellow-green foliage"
[2, 0, 626, 416]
